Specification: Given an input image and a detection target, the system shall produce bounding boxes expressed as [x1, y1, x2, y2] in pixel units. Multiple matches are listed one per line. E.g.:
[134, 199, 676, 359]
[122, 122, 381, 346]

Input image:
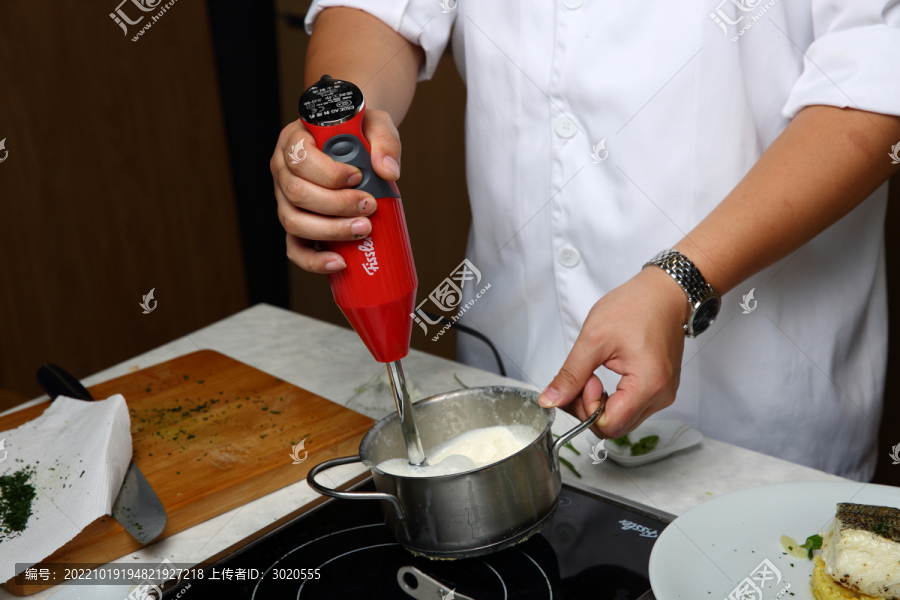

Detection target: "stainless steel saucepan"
[307, 385, 605, 559]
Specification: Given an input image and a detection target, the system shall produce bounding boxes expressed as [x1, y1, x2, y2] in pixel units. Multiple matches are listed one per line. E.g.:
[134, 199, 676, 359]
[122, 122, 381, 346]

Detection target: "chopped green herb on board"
[0, 466, 37, 539]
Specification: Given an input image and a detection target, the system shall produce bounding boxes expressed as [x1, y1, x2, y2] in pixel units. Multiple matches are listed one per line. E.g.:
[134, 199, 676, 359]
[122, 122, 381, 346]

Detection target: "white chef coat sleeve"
[304, 0, 455, 81]
[782, 2, 900, 118]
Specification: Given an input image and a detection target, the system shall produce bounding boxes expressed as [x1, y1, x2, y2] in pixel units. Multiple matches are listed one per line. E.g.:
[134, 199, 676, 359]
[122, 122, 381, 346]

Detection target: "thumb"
[539, 339, 608, 409]
[362, 109, 402, 181]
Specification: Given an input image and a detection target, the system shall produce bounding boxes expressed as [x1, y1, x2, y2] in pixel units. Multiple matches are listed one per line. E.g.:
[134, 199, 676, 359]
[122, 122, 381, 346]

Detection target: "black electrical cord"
[421, 310, 506, 377]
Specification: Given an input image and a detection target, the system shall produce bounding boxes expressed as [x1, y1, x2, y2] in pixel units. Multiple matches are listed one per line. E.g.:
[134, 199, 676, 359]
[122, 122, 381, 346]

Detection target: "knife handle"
[36, 363, 94, 401]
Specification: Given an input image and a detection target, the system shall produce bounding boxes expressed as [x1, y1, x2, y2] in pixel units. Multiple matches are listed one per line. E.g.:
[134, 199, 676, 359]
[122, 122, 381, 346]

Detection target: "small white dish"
[587, 419, 703, 467]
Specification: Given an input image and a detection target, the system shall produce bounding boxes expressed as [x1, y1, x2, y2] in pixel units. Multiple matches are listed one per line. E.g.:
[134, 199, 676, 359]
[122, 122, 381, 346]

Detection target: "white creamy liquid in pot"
[376, 424, 540, 477]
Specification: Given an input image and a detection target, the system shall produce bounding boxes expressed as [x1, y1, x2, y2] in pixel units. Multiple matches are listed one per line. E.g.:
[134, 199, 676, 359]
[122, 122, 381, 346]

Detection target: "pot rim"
[361, 385, 554, 480]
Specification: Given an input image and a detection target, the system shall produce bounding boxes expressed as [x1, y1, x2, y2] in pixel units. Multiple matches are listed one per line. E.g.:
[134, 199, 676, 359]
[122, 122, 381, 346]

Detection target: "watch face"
[692, 296, 721, 335]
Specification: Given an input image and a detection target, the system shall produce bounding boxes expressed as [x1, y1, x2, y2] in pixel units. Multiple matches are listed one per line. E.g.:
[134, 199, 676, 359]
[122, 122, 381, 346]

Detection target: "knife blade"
[36, 363, 167, 545]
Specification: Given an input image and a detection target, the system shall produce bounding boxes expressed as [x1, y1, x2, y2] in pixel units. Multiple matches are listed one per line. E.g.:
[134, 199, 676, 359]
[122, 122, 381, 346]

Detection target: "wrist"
[672, 240, 728, 294]
[639, 266, 692, 330]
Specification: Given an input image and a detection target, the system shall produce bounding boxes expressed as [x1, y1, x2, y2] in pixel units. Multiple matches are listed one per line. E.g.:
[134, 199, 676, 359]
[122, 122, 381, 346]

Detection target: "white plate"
[649, 481, 900, 600]
[588, 419, 703, 467]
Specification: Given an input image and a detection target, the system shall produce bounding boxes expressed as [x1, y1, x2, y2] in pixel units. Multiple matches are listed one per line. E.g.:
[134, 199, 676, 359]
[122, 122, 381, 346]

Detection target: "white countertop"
[2, 304, 844, 600]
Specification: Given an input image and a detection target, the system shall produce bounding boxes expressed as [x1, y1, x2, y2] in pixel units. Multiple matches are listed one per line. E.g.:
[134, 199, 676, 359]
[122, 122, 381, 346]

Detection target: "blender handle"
[307, 455, 406, 520]
[551, 391, 608, 469]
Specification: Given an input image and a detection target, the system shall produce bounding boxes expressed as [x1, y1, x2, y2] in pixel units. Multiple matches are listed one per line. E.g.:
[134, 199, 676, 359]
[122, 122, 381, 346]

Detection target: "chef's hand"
[271, 110, 402, 273]
[538, 266, 690, 440]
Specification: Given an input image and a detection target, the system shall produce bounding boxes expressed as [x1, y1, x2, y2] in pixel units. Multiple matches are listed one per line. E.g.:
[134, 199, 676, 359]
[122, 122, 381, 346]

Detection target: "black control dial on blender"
[298, 76, 364, 126]
[298, 76, 399, 200]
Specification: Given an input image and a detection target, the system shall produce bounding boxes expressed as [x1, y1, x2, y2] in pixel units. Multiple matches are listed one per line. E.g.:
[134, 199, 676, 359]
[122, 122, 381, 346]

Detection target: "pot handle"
[307, 455, 406, 520]
[551, 390, 608, 469]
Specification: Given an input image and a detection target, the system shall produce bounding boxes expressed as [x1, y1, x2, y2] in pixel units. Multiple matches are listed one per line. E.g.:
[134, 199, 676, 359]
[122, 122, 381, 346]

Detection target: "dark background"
[0, 0, 895, 488]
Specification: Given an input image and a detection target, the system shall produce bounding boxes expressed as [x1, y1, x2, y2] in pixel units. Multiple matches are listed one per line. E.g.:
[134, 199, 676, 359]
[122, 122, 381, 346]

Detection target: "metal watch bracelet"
[643, 249, 721, 338]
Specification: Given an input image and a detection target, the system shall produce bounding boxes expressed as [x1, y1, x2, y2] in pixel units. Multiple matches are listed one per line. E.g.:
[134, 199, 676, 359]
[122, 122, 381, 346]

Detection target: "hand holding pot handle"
[551, 390, 607, 469]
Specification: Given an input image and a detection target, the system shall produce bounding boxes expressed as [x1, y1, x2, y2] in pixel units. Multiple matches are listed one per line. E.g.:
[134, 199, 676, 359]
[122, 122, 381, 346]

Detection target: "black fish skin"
[836, 503, 900, 544]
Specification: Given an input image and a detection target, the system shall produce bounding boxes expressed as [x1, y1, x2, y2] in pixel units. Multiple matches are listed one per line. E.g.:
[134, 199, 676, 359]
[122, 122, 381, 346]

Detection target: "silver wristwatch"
[643, 249, 721, 338]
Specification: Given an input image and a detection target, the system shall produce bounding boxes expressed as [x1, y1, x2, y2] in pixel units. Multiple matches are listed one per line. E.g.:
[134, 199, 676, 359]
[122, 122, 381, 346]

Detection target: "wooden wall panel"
[0, 0, 248, 399]
[276, 7, 471, 363]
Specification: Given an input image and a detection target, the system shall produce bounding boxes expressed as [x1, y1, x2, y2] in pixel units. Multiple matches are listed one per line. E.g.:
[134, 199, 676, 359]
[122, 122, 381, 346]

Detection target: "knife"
[36, 363, 167, 545]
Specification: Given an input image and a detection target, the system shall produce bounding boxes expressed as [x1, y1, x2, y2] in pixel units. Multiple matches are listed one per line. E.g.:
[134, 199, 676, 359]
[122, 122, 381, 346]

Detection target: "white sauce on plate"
[376, 424, 539, 477]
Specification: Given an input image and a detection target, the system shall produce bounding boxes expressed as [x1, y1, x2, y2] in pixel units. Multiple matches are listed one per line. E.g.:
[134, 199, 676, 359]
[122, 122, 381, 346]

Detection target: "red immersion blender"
[298, 76, 426, 465]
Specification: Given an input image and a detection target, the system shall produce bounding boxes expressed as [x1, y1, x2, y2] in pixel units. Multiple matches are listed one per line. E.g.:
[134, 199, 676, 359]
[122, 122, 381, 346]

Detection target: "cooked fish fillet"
[820, 503, 900, 599]
[813, 556, 880, 599]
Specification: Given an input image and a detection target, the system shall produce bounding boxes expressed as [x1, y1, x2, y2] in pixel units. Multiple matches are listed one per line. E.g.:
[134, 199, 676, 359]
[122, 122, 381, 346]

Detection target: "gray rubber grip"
[322, 134, 400, 199]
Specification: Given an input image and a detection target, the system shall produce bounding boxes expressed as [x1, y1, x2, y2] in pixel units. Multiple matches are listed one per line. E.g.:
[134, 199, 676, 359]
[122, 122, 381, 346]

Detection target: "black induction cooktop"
[162, 477, 672, 600]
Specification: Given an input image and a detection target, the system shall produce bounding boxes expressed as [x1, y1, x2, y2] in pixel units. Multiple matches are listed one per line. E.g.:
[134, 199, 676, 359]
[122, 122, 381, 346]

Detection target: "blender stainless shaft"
[386, 360, 425, 465]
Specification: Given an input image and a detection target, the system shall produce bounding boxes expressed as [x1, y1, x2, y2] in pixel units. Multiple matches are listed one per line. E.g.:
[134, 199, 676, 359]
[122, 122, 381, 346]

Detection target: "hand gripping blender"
[299, 76, 425, 465]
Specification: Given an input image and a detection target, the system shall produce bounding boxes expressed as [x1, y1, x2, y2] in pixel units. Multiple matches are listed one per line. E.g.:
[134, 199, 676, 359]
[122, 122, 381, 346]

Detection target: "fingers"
[594, 368, 679, 439]
[559, 375, 608, 435]
[274, 122, 378, 219]
[277, 191, 373, 242]
[273, 121, 363, 190]
[273, 116, 400, 275]
[558, 368, 678, 440]
[543, 270, 688, 442]
[276, 166, 377, 218]
[561, 396, 610, 440]
[581, 375, 606, 415]
[559, 375, 605, 416]
[362, 110, 402, 181]
[285, 234, 347, 274]
[539, 330, 611, 409]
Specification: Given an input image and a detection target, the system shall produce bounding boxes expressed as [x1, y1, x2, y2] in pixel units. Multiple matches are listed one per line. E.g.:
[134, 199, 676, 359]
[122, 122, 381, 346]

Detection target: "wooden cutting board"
[2, 350, 373, 595]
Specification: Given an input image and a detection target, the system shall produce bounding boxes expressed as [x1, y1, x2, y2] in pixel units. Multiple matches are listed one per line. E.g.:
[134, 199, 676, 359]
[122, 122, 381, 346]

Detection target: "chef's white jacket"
[307, 0, 900, 481]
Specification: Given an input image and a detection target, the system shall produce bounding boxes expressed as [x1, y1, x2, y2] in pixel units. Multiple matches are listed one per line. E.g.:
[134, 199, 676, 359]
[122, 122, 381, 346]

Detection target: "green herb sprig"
[800, 534, 823, 559]
[612, 434, 660, 456]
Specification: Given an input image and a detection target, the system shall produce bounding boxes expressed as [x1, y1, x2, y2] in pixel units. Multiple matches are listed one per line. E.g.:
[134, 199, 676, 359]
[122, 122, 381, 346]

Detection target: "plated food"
[649, 481, 900, 600]
[810, 503, 900, 599]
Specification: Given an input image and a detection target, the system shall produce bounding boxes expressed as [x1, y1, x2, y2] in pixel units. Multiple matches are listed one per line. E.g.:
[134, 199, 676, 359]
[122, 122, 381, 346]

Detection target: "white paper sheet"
[0, 396, 131, 581]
